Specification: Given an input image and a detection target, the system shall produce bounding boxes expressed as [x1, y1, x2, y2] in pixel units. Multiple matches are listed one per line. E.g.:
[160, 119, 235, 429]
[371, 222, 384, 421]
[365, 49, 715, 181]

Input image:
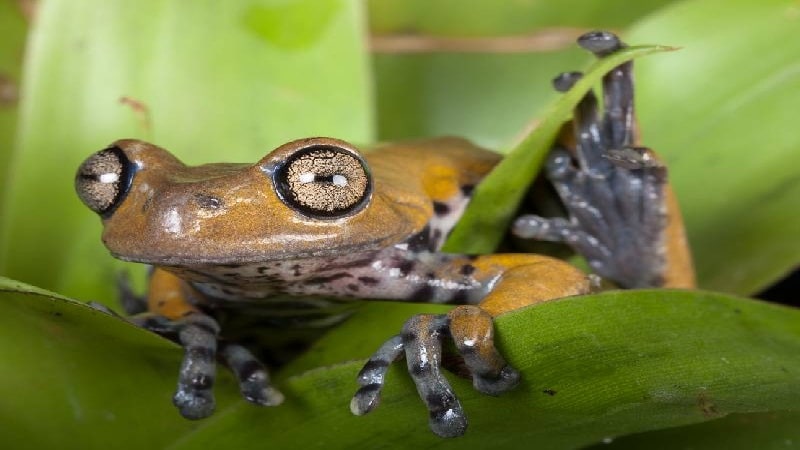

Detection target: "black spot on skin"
[426, 272, 436, 279]
[360, 359, 389, 374]
[235, 360, 265, 382]
[191, 321, 218, 336]
[257, 266, 269, 274]
[325, 257, 377, 270]
[461, 184, 475, 196]
[401, 331, 417, 344]
[460, 264, 476, 276]
[425, 392, 451, 413]
[543, 389, 557, 396]
[396, 260, 415, 277]
[195, 193, 223, 210]
[358, 276, 379, 286]
[406, 226, 433, 252]
[432, 201, 450, 216]
[347, 283, 360, 292]
[357, 383, 382, 395]
[258, 274, 283, 283]
[291, 264, 302, 277]
[411, 362, 431, 376]
[409, 285, 435, 301]
[305, 272, 352, 285]
[431, 228, 443, 245]
[141, 196, 153, 213]
[449, 290, 469, 305]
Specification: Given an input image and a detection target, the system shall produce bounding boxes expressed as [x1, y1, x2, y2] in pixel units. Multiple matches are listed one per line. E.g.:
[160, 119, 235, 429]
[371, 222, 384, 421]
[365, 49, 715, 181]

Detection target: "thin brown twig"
[370, 27, 594, 54]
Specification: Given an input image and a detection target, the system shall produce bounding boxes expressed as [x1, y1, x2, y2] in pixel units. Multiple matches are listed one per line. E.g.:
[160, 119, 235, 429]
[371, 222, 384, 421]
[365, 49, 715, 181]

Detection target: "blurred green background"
[0, 0, 798, 448]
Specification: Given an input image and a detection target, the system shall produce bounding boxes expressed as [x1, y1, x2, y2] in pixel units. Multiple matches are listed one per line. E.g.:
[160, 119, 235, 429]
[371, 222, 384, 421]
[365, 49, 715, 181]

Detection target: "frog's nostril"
[194, 193, 225, 211]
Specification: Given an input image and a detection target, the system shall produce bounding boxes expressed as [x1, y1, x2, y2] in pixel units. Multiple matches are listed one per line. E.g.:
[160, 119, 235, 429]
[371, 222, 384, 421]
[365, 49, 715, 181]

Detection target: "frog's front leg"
[130, 268, 283, 419]
[513, 31, 695, 288]
[352, 254, 589, 437]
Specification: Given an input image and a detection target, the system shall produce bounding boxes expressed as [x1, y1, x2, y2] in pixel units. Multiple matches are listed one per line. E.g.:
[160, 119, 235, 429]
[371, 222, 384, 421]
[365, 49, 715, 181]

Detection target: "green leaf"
[0, 1, 27, 214]
[627, 0, 800, 294]
[443, 44, 676, 254]
[4, 275, 798, 449]
[369, 0, 675, 148]
[0, 277, 210, 448]
[591, 411, 800, 450]
[0, 0, 372, 303]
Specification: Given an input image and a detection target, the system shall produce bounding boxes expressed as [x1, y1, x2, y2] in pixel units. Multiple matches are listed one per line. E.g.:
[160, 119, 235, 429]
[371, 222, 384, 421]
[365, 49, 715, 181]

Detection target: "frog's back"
[366, 137, 500, 202]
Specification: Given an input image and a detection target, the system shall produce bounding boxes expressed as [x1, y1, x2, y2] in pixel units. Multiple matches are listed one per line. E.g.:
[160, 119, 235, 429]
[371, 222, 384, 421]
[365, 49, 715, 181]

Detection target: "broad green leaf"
[628, 0, 800, 294]
[0, 0, 372, 303]
[0, 277, 226, 449]
[592, 411, 800, 450]
[443, 45, 675, 254]
[369, 0, 675, 148]
[0, 0, 27, 214]
[4, 275, 798, 449]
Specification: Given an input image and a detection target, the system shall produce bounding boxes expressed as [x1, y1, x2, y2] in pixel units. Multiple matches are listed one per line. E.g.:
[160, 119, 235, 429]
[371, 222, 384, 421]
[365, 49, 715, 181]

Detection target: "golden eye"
[75, 147, 134, 216]
[274, 144, 372, 219]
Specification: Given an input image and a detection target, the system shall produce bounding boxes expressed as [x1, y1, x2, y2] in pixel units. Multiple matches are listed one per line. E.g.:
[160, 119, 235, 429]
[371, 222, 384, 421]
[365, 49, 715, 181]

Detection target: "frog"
[74, 31, 694, 438]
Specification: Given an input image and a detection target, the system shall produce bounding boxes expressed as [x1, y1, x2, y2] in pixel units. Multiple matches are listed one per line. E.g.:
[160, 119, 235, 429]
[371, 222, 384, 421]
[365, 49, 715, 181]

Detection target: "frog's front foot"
[351, 305, 520, 438]
[513, 31, 669, 288]
[131, 312, 283, 419]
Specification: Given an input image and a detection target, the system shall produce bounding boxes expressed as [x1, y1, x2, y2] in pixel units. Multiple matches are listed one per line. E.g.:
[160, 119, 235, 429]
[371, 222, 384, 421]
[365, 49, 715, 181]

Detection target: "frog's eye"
[273, 144, 372, 219]
[75, 147, 134, 216]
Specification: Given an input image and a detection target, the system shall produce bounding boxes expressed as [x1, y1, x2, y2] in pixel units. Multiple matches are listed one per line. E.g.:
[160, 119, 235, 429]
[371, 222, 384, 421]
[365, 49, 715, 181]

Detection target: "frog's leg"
[352, 254, 589, 437]
[116, 271, 148, 315]
[219, 343, 284, 406]
[513, 31, 695, 288]
[130, 268, 283, 419]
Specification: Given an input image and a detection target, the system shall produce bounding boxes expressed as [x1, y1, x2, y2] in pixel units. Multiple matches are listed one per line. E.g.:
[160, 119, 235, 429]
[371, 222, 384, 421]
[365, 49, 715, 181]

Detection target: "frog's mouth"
[108, 226, 416, 267]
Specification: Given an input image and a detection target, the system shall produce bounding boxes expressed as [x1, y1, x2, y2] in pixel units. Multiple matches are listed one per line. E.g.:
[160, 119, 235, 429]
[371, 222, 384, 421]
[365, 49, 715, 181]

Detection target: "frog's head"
[75, 138, 429, 265]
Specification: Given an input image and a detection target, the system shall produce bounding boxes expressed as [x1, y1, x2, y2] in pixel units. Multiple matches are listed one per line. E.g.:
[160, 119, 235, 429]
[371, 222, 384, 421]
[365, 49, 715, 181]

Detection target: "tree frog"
[74, 31, 694, 438]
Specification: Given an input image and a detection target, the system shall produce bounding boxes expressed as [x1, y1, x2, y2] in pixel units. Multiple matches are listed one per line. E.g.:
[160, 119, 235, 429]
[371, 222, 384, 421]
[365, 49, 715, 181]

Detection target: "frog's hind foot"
[130, 311, 283, 419]
[351, 305, 519, 438]
[513, 31, 669, 288]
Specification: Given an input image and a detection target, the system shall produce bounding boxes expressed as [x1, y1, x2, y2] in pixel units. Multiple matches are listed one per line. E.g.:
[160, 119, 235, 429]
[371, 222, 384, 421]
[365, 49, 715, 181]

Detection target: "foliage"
[0, 0, 797, 448]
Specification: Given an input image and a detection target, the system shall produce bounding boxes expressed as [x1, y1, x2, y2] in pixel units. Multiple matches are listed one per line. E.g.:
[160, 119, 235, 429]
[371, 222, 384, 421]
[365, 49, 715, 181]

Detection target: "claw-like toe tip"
[244, 386, 285, 407]
[474, 365, 521, 396]
[577, 30, 624, 56]
[350, 384, 382, 415]
[552, 71, 583, 92]
[350, 393, 376, 416]
[173, 390, 215, 420]
[512, 215, 547, 239]
[430, 408, 468, 438]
